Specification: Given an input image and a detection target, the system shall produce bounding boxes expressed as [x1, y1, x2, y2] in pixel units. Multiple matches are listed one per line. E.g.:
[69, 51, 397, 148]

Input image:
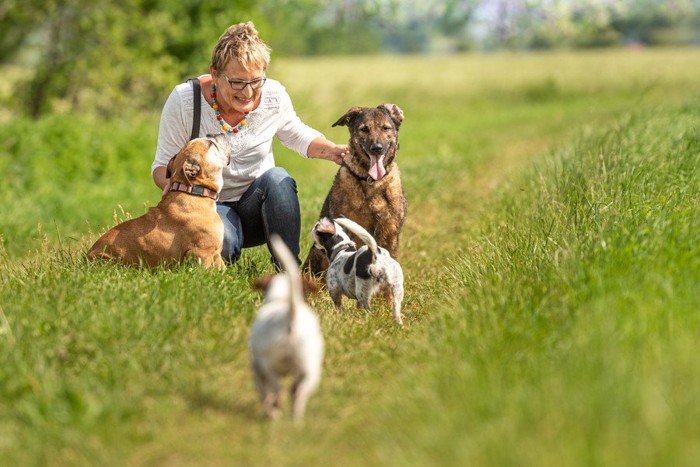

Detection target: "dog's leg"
[291, 373, 320, 422]
[375, 282, 400, 317]
[192, 250, 226, 270]
[254, 362, 282, 419]
[252, 364, 279, 419]
[329, 287, 343, 309]
[211, 253, 226, 270]
[376, 226, 401, 260]
[302, 247, 330, 278]
[392, 283, 405, 326]
[263, 381, 283, 420]
[355, 279, 373, 311]
[252, 366, 267, 400]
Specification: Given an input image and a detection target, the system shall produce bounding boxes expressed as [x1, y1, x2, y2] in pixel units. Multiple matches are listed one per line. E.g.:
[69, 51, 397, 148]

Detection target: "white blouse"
[152, 78, 323, 202]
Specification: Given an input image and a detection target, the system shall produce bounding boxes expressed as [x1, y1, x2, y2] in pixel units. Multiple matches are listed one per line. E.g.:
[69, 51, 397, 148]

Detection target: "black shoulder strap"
[187, 78, 201, 141]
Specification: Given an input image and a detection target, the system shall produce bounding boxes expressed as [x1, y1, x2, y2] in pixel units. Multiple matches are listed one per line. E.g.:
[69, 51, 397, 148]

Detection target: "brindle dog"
[303, 103, 407, 277]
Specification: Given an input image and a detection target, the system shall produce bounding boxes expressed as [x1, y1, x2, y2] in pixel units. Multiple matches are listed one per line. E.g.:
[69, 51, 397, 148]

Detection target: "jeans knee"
[262, 167, 297, 198]
[221, 230, 242, 263]
[216, 203, 244, 263]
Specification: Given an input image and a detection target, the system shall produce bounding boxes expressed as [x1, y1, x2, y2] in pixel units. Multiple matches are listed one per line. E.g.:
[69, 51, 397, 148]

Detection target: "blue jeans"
[216, 167, 301, 267]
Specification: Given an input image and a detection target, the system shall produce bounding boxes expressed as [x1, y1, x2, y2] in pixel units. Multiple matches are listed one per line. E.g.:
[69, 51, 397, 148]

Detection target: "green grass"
[371, 97, 700, 467]
[1, 48, 699, 466]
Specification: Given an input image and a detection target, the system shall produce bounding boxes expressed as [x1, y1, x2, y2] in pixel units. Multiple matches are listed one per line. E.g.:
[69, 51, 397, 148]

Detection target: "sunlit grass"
[1, 49, 699, 465]
[365, 98, 700, 466]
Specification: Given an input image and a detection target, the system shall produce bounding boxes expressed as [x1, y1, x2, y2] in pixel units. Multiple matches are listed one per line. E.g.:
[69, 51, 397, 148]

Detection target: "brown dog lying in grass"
[88, 134, 230, 269]
[303, 104, 407, 277]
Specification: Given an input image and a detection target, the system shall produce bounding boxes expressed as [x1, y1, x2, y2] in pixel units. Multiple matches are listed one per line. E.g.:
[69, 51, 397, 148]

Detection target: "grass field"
[1, 48, 699, 466]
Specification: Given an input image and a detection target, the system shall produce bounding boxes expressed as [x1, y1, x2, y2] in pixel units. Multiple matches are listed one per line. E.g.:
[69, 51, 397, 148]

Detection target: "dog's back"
[334, 218, 403, 291]
[324, 218, 405, 325]
[249, 235, 324, 421]
[87, 135, 229, 269]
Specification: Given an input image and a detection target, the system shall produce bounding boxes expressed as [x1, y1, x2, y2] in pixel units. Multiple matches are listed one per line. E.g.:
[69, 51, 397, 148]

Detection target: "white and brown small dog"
[311, 217, 405, 325]
[249, 235, 324, 422]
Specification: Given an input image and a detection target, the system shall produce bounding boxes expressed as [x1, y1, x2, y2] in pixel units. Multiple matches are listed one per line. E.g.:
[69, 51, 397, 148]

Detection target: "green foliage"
[0, 0, 35, 62]
[260, 0, 385, 56]
[0, 113, 159, 257]
[5, 0, 254, 117]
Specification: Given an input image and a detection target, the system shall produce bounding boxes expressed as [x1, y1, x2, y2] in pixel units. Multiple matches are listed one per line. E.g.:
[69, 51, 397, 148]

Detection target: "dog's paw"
[265, 406, 283, 420]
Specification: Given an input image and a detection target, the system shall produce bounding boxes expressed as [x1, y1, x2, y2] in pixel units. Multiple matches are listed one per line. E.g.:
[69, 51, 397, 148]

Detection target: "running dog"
[303, 104, 407, 277]
[311, 217, 405, 325]
[249, 235, 324, 421]
[87, 134, 230, 269]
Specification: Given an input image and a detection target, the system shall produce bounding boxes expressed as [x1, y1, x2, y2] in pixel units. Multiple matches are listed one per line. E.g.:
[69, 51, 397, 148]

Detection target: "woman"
[151, 22, 348, 266]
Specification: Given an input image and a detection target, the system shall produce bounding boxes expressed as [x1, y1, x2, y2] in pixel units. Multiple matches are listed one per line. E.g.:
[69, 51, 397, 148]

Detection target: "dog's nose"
[370, 142, 384, 154]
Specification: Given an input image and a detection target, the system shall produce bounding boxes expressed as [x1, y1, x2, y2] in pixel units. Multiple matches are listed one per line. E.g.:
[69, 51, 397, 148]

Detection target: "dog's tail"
[334, 217, 379, 260]
[269, 234, 303, 329]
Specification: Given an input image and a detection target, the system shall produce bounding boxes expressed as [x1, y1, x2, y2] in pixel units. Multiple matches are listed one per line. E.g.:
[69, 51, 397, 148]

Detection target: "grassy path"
[1, 49, 700, 465]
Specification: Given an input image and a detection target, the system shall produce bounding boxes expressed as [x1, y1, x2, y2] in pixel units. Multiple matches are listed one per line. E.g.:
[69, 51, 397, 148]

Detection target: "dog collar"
[342, 162, 380, 186]
[170, 182, 219, 200]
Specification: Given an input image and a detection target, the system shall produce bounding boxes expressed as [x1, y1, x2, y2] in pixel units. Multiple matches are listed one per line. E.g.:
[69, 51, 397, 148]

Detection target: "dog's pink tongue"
[369, 155, 386, 181]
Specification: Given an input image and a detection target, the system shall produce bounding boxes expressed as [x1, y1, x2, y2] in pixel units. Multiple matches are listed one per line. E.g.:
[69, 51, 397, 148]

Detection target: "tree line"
[1, 0, 698, 118]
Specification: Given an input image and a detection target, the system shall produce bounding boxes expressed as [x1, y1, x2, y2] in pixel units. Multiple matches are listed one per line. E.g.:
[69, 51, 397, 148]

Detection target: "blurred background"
[1, 0, 699, 120]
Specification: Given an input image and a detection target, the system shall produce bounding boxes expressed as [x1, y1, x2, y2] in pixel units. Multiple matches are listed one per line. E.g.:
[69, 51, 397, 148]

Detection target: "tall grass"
[0, 114, 159, 258]
[363, 97, 700, 466]
[1, 49, 699, 465]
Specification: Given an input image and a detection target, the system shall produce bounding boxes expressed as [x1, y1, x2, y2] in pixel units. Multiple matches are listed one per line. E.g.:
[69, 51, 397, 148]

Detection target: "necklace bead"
[211, 83, 249, 134]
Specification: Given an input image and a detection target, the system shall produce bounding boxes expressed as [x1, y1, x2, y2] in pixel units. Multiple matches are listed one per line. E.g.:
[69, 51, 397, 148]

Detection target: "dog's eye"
[382, 126, 392, 131]
[359, 127, 370, 133]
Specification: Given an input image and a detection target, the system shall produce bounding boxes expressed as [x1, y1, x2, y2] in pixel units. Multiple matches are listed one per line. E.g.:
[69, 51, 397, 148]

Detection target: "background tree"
[262, 0, 385, 55]
[471, 0, 700, 50]
[5, 0, 255, 118]
[1, 0, 698, 118]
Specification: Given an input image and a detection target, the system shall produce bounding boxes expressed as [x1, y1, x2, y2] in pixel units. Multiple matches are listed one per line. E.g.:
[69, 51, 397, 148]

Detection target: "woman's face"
[212, 60, 266, 115]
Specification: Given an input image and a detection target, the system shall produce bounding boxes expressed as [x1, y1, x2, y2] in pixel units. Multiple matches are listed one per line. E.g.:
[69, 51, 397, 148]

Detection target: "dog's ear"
[253, 274, 274, 292]
[378, 104, 404, 128]
[332, 107, 363, 128]
[315, 218, 336, 235]
[301, 277, 321, 296]
[182, 157, 201, 180]
[165, 155, 177, 179]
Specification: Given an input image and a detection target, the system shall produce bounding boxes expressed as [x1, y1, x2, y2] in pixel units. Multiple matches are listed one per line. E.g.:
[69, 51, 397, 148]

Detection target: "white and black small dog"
[311, 217, 405, 325]
[249, 235, 324, 421]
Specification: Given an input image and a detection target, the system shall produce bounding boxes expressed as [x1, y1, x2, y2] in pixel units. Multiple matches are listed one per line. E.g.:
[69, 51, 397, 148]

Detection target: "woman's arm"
[153, 165, 170, 193]
[152, 85, 190, 195]
[307, 137, 349, 165]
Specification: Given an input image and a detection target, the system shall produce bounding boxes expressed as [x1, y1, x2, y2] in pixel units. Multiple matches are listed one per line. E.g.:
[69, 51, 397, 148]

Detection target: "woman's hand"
[307, 137, 349, 165]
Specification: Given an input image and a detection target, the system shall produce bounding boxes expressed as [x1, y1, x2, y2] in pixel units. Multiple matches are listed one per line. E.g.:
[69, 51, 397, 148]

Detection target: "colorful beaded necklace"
[210, 83, 249, 134]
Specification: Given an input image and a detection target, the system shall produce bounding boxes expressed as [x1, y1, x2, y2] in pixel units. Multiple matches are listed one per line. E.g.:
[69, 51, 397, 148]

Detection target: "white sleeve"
[274, 88, 324, 158]
[151, 87, 190, 175]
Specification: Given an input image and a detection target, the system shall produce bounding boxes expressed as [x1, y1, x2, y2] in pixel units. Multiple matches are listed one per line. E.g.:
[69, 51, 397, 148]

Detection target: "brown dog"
[303, 104, 407, 277]
[88, 134, 230, 269]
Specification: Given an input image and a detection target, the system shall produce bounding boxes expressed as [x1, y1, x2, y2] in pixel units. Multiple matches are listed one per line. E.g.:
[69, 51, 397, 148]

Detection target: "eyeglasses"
[219, 72, 266, 91]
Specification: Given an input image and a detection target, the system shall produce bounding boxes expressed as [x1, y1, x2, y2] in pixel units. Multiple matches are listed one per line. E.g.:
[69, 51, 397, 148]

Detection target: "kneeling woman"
[151, 21, 348, 266]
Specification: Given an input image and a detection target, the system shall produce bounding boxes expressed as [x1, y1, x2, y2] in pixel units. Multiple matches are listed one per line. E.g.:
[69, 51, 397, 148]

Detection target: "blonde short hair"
[211, 21, 271, 73]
